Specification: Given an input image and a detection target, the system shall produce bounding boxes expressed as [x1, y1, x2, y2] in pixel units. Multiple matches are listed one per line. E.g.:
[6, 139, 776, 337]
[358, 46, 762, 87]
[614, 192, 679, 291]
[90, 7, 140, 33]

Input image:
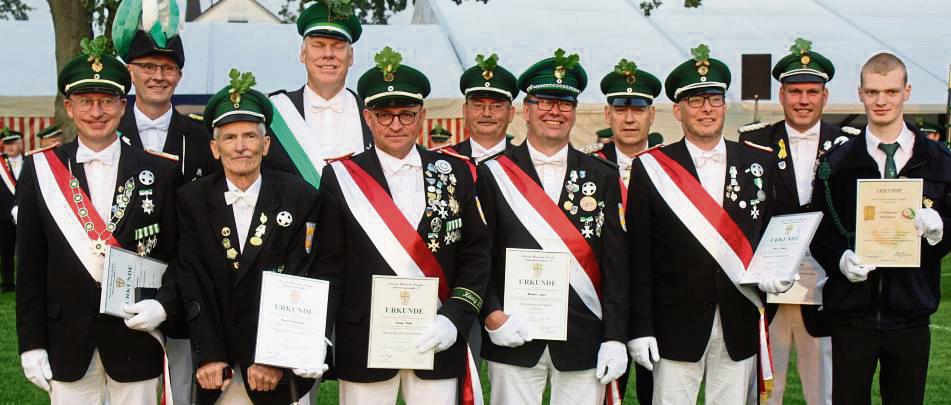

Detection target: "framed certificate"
[503, 248, 570, 341]
[98, 246, 167, 318]
[367, 275, 438, 370]
[254, 272, 330, 370]
[741, 212, 823, 289]
[767, 251, 826, 305]
[855, 179, 922, 267]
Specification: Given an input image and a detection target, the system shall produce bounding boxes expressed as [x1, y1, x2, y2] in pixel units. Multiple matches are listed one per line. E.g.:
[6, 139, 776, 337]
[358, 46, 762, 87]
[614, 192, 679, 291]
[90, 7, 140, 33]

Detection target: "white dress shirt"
[304, 85, 365, 162]
[866, 124, 915, 178]
[685, 137, 726, 207]
[470, 138, 507, 162]
[225, 175, 262, 252]
[615, 145, 634, 187]
[7, 154, 22, 179]
[526, 140, 569, 203]
[76, 138, 121, 223]
[134, 104, 173, 152]
[786, 121, 821, 206]
[376, 147, 425, 227]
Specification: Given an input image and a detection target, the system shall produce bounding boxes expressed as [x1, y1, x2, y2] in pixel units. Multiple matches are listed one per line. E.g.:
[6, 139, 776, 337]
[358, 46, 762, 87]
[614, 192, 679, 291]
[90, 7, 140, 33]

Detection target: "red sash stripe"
[619, 178, 628, 212]
[446, 146, 478, 182]
[43, 149, 119, 247]
[0, 157, 16, 189]
[495, 155, 602, 297]
[648, 149, 754, 266]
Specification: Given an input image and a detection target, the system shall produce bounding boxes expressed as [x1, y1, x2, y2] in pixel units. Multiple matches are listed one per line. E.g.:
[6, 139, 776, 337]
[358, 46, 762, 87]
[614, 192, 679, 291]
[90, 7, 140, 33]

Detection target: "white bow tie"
[139, 122, 169, 134]
[224, 190, 257, 207]
[693, 151, 723, 168]
[789, 132, 818, 145]
[76, 148, 116, 165]
[311, 100, 343, 113]
[533, 156, 565, 168]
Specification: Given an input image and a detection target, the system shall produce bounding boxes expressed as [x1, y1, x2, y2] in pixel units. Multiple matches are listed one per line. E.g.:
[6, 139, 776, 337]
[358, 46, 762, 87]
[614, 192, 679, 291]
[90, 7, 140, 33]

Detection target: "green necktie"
[878, 142, 900, 179]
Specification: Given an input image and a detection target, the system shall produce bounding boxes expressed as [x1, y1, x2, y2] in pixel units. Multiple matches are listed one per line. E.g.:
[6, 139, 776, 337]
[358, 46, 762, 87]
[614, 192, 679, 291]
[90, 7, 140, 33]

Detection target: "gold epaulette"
[743, 140, 774, 153]
[324, 152, 354, 163]
[145, 149, 181, 162]
[188, 114, 204, 122]
[737, 121, 770, 134]
[26, 142, 60, 156]
[582, 142, 605, 154]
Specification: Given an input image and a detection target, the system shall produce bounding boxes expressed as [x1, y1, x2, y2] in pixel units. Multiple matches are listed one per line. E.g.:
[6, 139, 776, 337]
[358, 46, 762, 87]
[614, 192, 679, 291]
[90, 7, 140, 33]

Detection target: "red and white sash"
[483, 156, 621, 404]
[638, 149, 773, 397]
[595, 150, 629, 215]
[330, 159, 483, 405]
[0, 157, 16, 195]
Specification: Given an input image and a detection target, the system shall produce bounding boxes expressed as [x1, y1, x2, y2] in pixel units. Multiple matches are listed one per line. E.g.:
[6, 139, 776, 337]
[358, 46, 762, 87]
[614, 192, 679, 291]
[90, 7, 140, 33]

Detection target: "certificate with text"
[503, 248, 570, 341]
[741, 212, 823, 287]
[767, 251, 826, 305]
[855, 179, 922, 267]
[99, 246, 167, 318]
[367, 275, 438, 370]
[254, 272, 330, 370]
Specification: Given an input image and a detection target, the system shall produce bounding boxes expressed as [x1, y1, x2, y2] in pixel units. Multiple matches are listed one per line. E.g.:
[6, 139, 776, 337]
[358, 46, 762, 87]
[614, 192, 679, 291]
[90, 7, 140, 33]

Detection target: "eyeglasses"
[466, 101, 510, 114]
[129, 62, 181, 75]
[526, 98, 576, 112]
[70, 96, 121, 113]
[684, 95, 725, 108]
[373, 110, 420, 126]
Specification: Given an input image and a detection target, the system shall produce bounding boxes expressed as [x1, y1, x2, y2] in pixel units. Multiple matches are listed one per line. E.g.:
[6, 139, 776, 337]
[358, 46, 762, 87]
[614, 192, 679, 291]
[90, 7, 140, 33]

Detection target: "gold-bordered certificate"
[367, 275, 438, 370]
[855, 178, 923, 268]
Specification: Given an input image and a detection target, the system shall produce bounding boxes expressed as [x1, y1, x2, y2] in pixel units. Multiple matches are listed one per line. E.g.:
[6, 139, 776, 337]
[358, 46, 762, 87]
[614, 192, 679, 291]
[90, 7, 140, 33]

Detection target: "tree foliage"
[0, 0, 30, 20]
[640, 0, 703, 16]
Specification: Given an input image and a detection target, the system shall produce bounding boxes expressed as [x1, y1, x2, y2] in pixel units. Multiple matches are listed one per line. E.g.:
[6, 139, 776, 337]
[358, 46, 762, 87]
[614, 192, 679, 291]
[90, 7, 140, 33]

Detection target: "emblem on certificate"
[854, 179, 923, 267]
[503, 248, 570, 341]
[367, 276, 438, 370]
[254, 272, 330, 371]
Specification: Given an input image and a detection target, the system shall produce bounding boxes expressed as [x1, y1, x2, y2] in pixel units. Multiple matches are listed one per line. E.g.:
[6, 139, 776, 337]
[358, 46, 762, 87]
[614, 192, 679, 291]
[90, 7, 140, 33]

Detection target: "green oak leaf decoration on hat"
[692, 44, 711, 76]
[112, 0, 183, 58]
[0, 127, 9, 138]
[375, 46, 403, 82]
[227, 68, 257, 108]
[324, 0, 354, 21]
[614, 58, 638, 84]
[476, 53, 499, 81]
[553, 48, 580, 80]
[790, 37, 813, 65]
[81, 36, 114, 74]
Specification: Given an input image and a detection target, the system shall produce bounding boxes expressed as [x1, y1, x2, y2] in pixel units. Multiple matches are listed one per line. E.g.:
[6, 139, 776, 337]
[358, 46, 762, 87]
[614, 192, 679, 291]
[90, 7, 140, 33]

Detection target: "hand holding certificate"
[503, 248, 570, 341]
[254, 272, 330, 371]
[741, 212, 823, 288]
[99, 246, 167, 318]
[855, 179, 923, 267]
[367, 276, 438, 370]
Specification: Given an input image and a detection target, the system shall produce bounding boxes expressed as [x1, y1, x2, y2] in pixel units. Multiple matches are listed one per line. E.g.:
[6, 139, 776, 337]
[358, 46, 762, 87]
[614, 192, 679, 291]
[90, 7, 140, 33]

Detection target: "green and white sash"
[269, 93, 323, 188]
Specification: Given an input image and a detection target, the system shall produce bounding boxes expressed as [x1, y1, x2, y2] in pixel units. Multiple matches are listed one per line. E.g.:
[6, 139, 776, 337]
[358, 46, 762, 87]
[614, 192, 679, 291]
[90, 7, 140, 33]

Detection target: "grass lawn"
[3, 258, 951, 404]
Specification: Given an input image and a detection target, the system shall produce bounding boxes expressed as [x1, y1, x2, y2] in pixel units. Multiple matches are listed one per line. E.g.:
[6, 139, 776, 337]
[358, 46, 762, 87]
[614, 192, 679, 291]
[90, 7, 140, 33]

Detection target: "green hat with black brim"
[772, 38, 834, 84]
[665, 44, 731, 102]
[0, 127, 22, 143]
[58, 36, 131, 97]
[460, 54, 519, 101]
[203, 69, 273, 134]
[601, 58, 662, 107]
[916, 119, 943, 135]
[36, 123, 63, 139]
[517, 49, 587, 102]
[297, 0, 362, 44]
[596, 128, 613, 139]
[430, 125, 451, 142]
[111, 0, 186, 67]
[357, 47, 431, 109]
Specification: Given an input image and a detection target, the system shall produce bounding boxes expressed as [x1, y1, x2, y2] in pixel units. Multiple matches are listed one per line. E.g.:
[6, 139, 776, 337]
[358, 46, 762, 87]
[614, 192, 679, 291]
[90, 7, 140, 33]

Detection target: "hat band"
[364, 91, 424, 105]
[212, 110, 266, 127]
[673, 82, 727, 100]
[604, 91, 655, 100]
[527, 83, 580, 95]
[1, 135, 22, 141]
[464, 86, 513, 99]
[64, 78, 126, 94]
[778, 68, 830, 81]
[40, 129, 63, 138]
[303, 23, 352, 42]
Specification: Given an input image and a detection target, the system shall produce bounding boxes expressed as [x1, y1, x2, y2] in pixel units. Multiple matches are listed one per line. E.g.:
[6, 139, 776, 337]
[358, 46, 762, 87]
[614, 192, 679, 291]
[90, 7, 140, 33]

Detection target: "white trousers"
[49, 349, 159, 405]
[486, 347, 604, 405]
[166, 337, 194, 405]
[767, 304, 832, 405]
[653, 308, 756, 405]
[339, 369, 456, 405]
[215, 366, 254, 405]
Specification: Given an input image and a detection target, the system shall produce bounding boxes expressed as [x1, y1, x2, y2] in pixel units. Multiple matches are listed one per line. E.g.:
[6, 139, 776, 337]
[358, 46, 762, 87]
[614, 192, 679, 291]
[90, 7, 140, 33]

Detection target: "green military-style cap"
[459, 54, 519, 100]
[0, 127, 22, 143]
[665, 44, 731, 102]
[357, 47, 431, 109]
[430, 125, 451, 142]
[58, 36, 131, 97]
[601, 58, 662, 107]
[297, 0, 362, 43]
[203, 69, 273, 134]
[596, 128, 613, 139]
[917, 119, 943, 135]
[773, 38, 834, 84]
[517, 49, 587, 101]
[36, 123, 63, 139]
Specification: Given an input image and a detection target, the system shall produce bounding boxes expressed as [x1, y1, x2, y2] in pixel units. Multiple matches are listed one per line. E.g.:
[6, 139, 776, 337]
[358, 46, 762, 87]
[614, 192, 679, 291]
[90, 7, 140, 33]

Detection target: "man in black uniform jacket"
[0, 128, 23, 293]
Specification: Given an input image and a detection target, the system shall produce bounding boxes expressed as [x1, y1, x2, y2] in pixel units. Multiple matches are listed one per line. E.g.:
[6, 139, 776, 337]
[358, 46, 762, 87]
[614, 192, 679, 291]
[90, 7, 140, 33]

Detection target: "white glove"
[595, 341, 628, 384]
[486, 312, 534, 348]
[839, 250, 876, 283]
[757, 273, 797, 294]
[292, 337, 333, 379]
[626, 336, 660, 371]
[20, 348, 52, 392]
[915, 208, 944, 245]
[10, 205, 17, 225]
[416, 315, 457, 353]
[122, 299, 168, 332]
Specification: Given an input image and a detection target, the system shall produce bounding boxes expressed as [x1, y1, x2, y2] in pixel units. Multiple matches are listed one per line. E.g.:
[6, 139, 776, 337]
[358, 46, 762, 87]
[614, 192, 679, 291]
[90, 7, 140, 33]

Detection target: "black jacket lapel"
[118, 101, 144, 148]
[509, 142, 544, 186]
[235, 175, 280, 285]
[59, 141, 92, 200]
[110, 142, 142, 236]
[665, 139, 702, 181]
[288, 87, 306, 118]
[204, 174, 241, 274]
[771, 124, 800, 203]
[348, 88, 374, 150]
[162, 110, 185, 157]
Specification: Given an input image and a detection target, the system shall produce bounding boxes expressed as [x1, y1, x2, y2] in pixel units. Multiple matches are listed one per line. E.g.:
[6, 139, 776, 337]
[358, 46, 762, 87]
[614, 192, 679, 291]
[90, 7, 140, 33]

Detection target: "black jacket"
[117, 101, 220, 183]
[0, 154, 19, 225]
[16, 139, 179, 382]
[810, 125, 951, 330]
[176, 170, 319, 404]
[476, 142, 629, 371]
[314, 146, 491, 382]
[627, 138, 776, 362]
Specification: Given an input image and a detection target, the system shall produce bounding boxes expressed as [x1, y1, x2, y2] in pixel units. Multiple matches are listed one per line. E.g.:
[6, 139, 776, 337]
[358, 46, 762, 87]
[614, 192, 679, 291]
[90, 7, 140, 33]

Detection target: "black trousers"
[0, 224, 14, 290]
[831, 323, 930, 405]
[612, 357, 652, 405]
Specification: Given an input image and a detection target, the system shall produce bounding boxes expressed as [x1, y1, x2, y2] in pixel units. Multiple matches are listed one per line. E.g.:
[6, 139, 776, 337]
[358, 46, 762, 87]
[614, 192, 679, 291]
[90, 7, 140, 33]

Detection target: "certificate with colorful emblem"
[99, 246, 167, 318]
[367, 275, 438, 370]
[855, 179, 922, 267]
[254, 272, 330, 370]
[503, 248, 570, 341]
[740, 212, 823, 288]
